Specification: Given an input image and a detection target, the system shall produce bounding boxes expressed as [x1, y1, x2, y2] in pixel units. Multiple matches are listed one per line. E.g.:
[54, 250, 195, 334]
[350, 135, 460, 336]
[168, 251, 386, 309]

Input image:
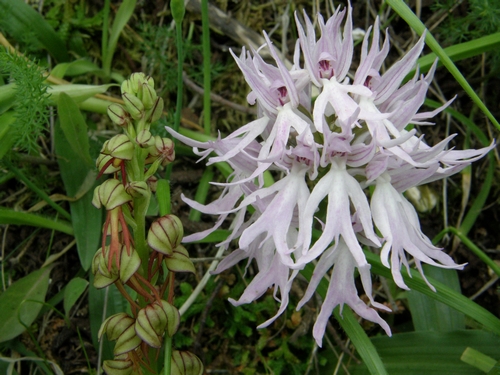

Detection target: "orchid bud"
[141, 83, 157, 110]
[164, 245, 196, 274]
[122, 93, 144, 120]
[149, 136, 175, 166]
[146, 174, 158, 193]
[170, 351, 204, 375]
[126, 181, 150, 199]
[121, 79, 133, 95]
[146, 75, 155, 89]
[135, 300, 180, 348]
[92, 179, 132, 210]
[96, 153, 120, 174]
[135, 129, 154, 148]
[148, 97, 164, 123]
[147, 215, 183, 255]
[92, 247, 119, 288]
[129, 73, 146, 94]
[99, 313, 141, 355]
[119, 246, 141, 283]
[102, 357, 134, 375]
[108, 104, 131, 127]
[105, 134, 134, 160]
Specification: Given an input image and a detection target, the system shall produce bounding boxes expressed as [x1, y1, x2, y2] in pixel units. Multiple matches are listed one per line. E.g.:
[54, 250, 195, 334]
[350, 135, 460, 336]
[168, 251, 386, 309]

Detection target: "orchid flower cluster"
[91, 73, 203, 375]
[168, 6, 494, 347]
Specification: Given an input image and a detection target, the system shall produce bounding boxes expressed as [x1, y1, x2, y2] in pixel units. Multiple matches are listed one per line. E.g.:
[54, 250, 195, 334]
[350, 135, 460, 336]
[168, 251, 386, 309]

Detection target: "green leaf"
[407, 266, 465, 331]
[0, 84, 16, 114]
[0, 208, 73, 235]
[55, 114, 102, 270]
[63, 277, 89, 317]
[365, 251, 500, 336]
[416, 33, 500, 74]
[102, 0, 137, 77]
[56, 92, 93, 167]
[386, 0, 500, 131]
[0, 266, 54, 343]
[348, 331, 500, 375]
[48, 84, 115, 104]
[51, 59, 102, 79]
[0, 0, 68, 62]
[0, 111, 16, 159]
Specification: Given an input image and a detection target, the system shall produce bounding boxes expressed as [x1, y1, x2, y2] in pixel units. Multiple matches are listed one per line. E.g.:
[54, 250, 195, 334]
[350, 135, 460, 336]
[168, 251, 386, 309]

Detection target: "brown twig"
[182, 71, 256, 115]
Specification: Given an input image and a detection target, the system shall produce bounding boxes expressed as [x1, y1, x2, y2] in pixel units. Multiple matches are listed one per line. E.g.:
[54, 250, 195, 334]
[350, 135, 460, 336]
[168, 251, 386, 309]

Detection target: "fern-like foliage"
[0, 50, 50, 154]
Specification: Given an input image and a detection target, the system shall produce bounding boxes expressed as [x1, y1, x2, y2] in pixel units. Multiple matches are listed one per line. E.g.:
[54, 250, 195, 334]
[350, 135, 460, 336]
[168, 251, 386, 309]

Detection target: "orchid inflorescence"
[91, 73, 202, 375]
[167, 6, 495, 346]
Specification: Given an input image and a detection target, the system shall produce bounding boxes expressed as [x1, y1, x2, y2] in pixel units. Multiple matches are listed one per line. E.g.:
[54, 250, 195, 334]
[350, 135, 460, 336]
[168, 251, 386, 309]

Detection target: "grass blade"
[102, 0, 137, 77]
[416, 33, 500, 74]
[386, 0, 500, 131]
[0, 208, 73, 235]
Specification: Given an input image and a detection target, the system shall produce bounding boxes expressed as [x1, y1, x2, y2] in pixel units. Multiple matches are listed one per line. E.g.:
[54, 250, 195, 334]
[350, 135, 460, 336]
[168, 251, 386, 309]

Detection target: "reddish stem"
[115, 280, 140, 312]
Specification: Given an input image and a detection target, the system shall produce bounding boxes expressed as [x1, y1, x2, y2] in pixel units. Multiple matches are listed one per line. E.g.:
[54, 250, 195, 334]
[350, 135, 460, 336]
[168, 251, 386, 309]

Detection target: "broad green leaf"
[0, 0, 68, 62]
[55, 116, 102, 270]
[407, 266, 465, 331]
[63, 277, 89, 317]
[56, 92, 93, 167]
[301, 263, 389, 375]
[0, 266, 53, 342]
[78, 97, 113, 114]
[0, 208, 73, 235]
[348, 330, 500, 375]
[48, 84, 115, 104]
[51, 59, 102, 79]
[0, 84, 16, 114]
[366, 251, 500, 336]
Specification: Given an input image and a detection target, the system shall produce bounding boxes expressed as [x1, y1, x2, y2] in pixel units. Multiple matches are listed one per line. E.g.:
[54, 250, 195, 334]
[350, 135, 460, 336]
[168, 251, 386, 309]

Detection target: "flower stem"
[201, 0, 211, 135]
